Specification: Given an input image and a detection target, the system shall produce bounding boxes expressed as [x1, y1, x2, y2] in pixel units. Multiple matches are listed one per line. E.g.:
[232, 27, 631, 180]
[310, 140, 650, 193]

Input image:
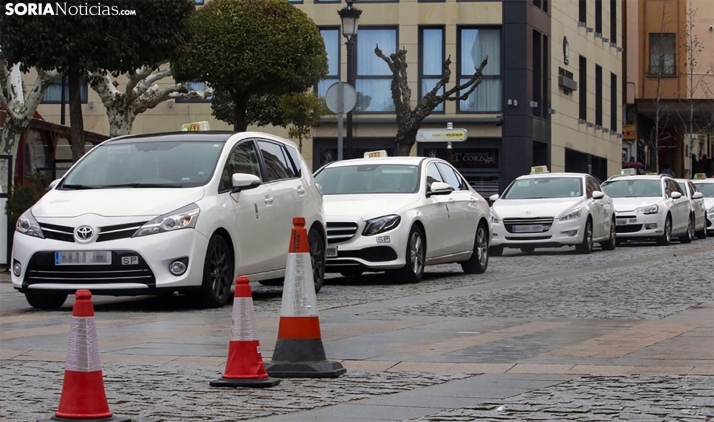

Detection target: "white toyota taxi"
[692, 173, 714, 234]
[12, 131, 326, 310]
[313, 153, 492, 283]
[489, 166, 616, 255]
[600, 171, 690, 245]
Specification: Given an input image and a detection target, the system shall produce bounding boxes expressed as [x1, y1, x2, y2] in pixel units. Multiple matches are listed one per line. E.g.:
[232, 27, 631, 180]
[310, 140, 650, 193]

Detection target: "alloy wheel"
[476, 226, 488, 267]
[209, 243, 231, 302]
[308, 230, 325, 292]
[410, 231, 424, 275]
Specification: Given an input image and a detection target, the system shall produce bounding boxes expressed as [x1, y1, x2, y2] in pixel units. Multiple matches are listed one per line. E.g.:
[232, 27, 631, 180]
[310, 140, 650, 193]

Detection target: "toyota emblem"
[75, 225, 94, 241]
[525, 211, 532, 215]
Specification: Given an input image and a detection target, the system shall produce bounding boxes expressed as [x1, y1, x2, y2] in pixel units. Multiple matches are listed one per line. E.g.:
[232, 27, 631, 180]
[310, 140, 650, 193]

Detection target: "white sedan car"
[692, 178, 714, 234]
[313, 157, 491, 283]
[675, 178, 707, 239]
[600, 174, 691, 245]
[12, 131, 326, 310]
[489, 171, 616, 255]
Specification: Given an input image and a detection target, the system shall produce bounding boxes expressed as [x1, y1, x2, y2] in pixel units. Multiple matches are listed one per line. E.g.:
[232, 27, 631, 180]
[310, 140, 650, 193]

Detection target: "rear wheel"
[679, 216, 694, 244]
[199, 235, 233, 308]
[600, 218, 617, 250]
[395, 225, 425, 283]
[696, 223, 708, 239]
[576, 218, 593, 254]
[656, 216, 672, 246]
[461, 222, 489, 274]
[25, 291, 67, 310]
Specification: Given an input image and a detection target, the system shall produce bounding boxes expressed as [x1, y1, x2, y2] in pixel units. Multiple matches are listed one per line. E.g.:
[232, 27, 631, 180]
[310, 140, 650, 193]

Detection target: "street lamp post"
[338, 0, 361, 159]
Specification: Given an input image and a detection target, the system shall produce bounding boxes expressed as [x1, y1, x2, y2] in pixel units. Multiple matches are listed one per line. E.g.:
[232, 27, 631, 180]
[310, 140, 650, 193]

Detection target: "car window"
[219, 140, 261, 192]
[436, 163, 466, 191]
[676, 181, 689, 197]
[667, 179, 682, 197]
[257, 140, 296, 182]
[314, 164, 419, 194]
[502, 177, 583, 199]
[426, 163, 444, 188]
[693, 182, 714, 197]
[602, 179, 663, 198]
[284, 145, 303, 178]
[585, 178, 595, 198]
[688, 181, 697, 196]
[588, 177, 601, 195]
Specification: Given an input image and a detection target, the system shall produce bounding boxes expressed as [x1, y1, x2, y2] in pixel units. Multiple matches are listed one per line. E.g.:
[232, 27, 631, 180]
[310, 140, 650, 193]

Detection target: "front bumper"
[325, 219, 408, 273]
[707, 211, 714, 231]
[12, 228, 209, 295]
[614, 211, 665, 238]
[490, 216, 586, 248]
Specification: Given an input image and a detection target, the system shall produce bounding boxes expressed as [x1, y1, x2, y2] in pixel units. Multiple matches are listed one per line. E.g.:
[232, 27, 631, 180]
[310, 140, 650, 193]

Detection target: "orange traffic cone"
[39, 290, 130, 422]
[265, 217, 346, 378]
[211, 276, 280, 388]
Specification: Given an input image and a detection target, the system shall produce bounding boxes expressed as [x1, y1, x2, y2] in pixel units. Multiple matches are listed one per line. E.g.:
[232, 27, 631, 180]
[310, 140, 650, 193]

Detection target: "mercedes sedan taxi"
[489, 167, 616, 255]
[600, 173, 691, 245]
[313, 155, 491, 283]
[692, 175, 714, 234]
[12, 131, 326, 310]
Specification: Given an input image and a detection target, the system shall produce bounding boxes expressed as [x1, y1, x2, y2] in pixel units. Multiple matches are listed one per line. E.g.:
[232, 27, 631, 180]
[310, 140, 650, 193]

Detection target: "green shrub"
[5, 174, 47, 229]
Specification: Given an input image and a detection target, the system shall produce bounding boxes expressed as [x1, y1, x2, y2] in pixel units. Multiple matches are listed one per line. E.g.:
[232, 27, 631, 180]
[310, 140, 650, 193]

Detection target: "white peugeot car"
[489, 169, 616, 255]
[692, 177, 714, 234]
[12, 131, 326, 310]
[600, 174, 691, 245]
[675, 178, 707, 239]
[313, 156, 492, 283]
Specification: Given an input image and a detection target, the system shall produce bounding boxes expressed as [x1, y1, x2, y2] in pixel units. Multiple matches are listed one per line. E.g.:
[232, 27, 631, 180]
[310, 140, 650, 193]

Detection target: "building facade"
[624, 0, 714, 178]
[30, 0, 624, 194]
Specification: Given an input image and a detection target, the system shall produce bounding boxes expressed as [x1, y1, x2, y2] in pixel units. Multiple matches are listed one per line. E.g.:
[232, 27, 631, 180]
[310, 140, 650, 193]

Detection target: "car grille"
[40, 223, 74, 242]
[38, 221, 147, 243]
[23, 251, 156, 287]
[616, 224, 643, 233]
[337, 246, 398, 262]
[503, 217, 554, 234]
[505, 235, 552, 241]
[327, 222, 359, 244]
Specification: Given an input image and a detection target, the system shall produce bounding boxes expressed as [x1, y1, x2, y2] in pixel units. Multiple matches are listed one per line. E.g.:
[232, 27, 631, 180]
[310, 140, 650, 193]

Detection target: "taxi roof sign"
[182, 121, 211, 131]
[694, 173, 707, 179]
[620, 168, 637, 176]
[530, 165, 549, 174]
[364, 150, 388, 158]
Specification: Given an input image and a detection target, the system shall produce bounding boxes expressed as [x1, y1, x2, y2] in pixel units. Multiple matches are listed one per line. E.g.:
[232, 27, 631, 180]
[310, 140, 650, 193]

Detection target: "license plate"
[616, 219, 627, 226]
[326, 245, 338, 258]
[513, 225, 543, 233]
[55, 251, 112, 265]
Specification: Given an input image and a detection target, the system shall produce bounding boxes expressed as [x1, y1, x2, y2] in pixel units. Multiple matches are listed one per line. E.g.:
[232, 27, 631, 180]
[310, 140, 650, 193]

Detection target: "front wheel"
[696, 223, 708, 239]
[576, 218, 593, 254]
[656, 216, 672, 246]
[395, 225, 425, 283]
[25, 291, 67, 310]
[461, 222, 489, 274]
[679, 216, 694, 244]
[308, 228, 326, 293]
[600, 218, 617, 250]
[198, 235, 233, 308]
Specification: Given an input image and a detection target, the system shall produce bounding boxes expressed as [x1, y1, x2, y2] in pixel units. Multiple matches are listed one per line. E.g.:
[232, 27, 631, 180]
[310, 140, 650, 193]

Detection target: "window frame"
[649, 33, 677, 76]
[317, 26, 342, 98]
[41, 78, 88, 104]
[355, 25, 399, 114]
[595, 0, 602, 35]
[418, 26, 446, 114]
[610, 72, 617, 132]
[456, 25, 503, 114]
[255, 139, 301, 183]
[579, 56, 587, 121]
[595, 65, 603, 127]
[218, 140, 262, 194]
[610, 0, 617, 43]
[579, 0, 587, 25]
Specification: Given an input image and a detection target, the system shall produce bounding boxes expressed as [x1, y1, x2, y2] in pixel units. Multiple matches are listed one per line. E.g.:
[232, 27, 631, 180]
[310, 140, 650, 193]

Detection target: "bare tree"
[375, 45, 488, 156]
[649, 1, 673, 174]
[0, 56, 60, 191]
[91, 63, 211, 137]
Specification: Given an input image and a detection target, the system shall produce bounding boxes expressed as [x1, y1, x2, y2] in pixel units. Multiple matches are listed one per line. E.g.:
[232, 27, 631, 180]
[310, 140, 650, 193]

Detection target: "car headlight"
[362, 214, 401, 236]
[635, 204, 659, 214]
[490, 210, 500, 224]
[558, 208, 583, 221]
[133, 203, 200, 237]
[15, 209, 44, 239]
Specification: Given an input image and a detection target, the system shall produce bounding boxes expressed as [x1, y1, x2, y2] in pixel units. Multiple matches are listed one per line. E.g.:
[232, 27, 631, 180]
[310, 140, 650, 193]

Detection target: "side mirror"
[489, 194, 500, 202]
[49, 179, 62, 190]
[427, 181, 454, 197]
[231, 173, 261, 193]
[692, 192, 704, 199]
[671, 191, 682, 200]
[592, 190, 605, 200]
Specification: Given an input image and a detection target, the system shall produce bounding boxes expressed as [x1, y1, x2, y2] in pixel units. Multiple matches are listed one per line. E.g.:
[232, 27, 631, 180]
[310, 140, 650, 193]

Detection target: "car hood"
[323, 194, 419, 220]
[492, 197, 586, 219]
[611, 197, 661, 212]
[32, 187, 205, 218]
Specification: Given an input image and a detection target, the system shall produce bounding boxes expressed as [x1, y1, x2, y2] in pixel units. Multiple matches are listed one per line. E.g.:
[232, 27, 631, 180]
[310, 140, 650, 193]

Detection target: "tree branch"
[133, 67, 172, 97]
[135, 82, 212, 114]
[90, 71, 120, 109]
[125, 65, 156, 99]
[441, 56, 489, 101]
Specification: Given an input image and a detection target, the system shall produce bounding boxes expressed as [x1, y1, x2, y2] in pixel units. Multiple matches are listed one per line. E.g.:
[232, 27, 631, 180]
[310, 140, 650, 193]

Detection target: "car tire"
[695, 220, 707, 239]
[25, 291, 68, 310]
[679, 216, 694, 244]
[575, 217, 593, 254]
[308, 228, 326, 293]
[461, 221, 489, 275]
[198, 235, 233, 308]
[656, 215, 672, 246]
[600, 218, 617, 251]
[489, 246, 504, 256]
[519, 247, 535, 254]
[395, 225, 425, 283]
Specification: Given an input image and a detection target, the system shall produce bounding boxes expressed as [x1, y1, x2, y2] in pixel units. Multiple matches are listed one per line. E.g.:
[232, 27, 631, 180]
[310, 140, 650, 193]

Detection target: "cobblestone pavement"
[408, 375, 714, 421]
[1, 361, 469, 421]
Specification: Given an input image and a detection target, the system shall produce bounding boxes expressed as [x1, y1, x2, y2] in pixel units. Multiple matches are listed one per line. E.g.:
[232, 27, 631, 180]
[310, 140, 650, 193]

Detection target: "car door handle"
[297, 185, 305, 196]
[265, 195, 274, 205]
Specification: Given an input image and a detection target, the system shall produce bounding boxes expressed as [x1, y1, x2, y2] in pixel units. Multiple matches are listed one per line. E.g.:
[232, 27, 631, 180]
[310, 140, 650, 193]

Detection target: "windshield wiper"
[62, 184, 99, 190]
[102, 183, 183, 188]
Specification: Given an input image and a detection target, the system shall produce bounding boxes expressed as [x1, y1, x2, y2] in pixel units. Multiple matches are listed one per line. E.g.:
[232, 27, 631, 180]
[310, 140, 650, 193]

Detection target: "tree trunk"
[232, 95, 249, 132]
[68, 73, 86, 162]
[0, 120, 27, 193]
[396, 129, 417, 156]
[106, 100, 136, 137]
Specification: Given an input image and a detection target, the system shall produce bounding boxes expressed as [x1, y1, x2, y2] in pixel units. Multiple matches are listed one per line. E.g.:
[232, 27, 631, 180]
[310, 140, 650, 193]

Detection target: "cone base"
[40, 415, 131, 422]
[265, 360, 346, 378]
[210, 376, 280, 388]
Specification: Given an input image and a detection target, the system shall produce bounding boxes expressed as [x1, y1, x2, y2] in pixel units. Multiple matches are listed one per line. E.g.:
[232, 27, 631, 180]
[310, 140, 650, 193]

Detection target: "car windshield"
[501, 177, 583, 199]
[60, 140, 225, 189]
[601, 179, 663, 198]
[693, 182, 714, 197]
[315, 164, 419, 194]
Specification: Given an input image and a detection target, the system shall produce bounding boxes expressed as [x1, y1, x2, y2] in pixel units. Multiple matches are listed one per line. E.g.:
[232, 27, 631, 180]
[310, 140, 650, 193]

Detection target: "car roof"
[605, 175, 668, 182]
[322, 157, 431, 167]
[692, 178, 714, 183]
[517, 172, 589, 179]
[103, 131, 300, 150]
